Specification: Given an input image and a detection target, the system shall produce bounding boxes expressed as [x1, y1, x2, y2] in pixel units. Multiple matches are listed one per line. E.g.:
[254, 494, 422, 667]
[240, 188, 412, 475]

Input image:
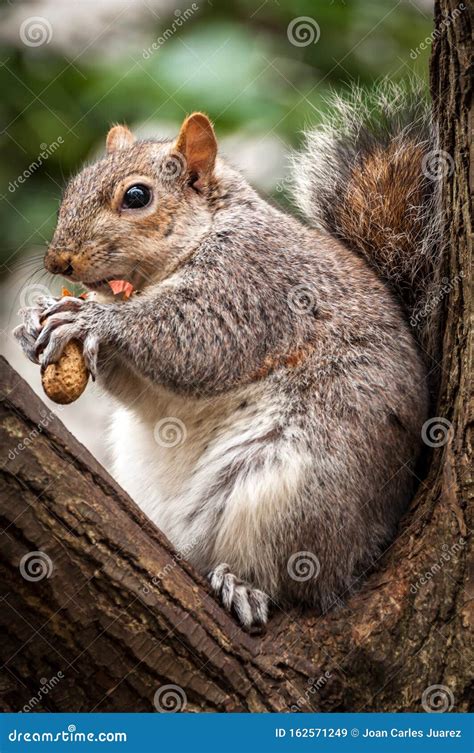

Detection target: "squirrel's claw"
[208, 563, 269, 630]
[35, 312, 77, 357]
[18, 306, 43, 339]
[39, 296, 84, 323]
[14, 306, 45, 364]
[13, 323, 40, 364]
[40, 323, 77, 368]
[82, 333, 99, 380]
[34, 300, 105, 378]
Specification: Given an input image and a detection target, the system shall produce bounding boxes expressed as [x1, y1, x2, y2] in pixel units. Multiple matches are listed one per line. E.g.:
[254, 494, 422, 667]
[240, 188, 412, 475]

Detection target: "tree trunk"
[0, 1, 472, 713]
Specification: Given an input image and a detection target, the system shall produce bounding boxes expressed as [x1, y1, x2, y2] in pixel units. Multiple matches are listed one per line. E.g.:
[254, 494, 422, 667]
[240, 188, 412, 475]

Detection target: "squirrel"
[15, 82, 441, 629]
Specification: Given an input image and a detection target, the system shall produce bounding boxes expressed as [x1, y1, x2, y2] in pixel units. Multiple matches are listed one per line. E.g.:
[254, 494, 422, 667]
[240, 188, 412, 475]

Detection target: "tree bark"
[0, 1, 472, 713]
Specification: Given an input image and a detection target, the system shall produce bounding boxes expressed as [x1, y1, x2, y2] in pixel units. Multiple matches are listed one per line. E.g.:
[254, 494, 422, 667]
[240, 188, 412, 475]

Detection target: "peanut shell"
[41, 340, 89, 404]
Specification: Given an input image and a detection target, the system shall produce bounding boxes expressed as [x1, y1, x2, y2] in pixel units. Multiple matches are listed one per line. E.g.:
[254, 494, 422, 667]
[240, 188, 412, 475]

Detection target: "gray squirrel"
[15, 82, 441, 629]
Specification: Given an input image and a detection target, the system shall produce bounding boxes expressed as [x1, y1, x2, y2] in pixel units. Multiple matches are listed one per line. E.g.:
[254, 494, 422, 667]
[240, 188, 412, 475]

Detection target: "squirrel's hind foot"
[208, 563, 269, 631]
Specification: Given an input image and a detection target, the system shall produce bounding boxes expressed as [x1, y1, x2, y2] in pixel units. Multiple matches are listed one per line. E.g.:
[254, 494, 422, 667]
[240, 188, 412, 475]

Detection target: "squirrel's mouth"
[81, 269, 148, 297]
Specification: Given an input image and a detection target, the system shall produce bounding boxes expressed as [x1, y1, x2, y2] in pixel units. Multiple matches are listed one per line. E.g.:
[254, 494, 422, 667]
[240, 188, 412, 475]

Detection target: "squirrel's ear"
[175, 113, 217, 187]
[106, 125, 135, 154]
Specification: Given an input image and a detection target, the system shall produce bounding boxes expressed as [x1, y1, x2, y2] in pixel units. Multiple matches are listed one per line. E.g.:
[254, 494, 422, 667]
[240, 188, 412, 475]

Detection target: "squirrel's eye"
[122, 184, 152, 209]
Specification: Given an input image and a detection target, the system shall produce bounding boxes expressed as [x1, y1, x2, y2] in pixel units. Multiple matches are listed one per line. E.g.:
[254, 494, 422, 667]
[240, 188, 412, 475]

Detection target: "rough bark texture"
[0, 1, 472, 713]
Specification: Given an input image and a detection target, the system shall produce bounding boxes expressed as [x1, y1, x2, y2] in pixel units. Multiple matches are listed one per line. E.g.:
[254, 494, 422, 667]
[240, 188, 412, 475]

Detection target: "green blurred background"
[0, 0, 434, 459]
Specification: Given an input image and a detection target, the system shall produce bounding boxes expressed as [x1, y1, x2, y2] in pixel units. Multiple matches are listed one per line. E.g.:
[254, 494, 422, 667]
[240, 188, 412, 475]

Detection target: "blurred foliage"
[0, 0, 433, 272]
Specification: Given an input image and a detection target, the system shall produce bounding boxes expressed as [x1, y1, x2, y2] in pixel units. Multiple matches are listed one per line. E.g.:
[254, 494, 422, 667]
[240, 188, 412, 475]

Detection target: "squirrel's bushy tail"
[291, 81, 444, 361]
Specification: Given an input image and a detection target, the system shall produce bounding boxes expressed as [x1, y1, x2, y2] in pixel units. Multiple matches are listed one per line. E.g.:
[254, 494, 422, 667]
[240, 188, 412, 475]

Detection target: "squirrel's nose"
[44, 252, 74, 276]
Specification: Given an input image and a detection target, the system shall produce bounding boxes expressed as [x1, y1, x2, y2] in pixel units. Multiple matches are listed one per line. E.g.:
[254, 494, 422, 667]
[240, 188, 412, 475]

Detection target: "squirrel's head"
[45, 112, 218, 293]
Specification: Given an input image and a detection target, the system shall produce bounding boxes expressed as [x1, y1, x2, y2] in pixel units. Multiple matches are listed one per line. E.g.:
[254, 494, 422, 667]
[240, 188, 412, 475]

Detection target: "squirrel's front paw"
[33, 296, 105, 379]
[208, 563, 269, 630]
[14, 306, 47, 365]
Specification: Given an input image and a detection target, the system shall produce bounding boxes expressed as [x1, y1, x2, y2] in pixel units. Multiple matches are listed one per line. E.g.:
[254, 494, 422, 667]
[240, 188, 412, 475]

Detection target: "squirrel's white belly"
[109, 383, 310, 578]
